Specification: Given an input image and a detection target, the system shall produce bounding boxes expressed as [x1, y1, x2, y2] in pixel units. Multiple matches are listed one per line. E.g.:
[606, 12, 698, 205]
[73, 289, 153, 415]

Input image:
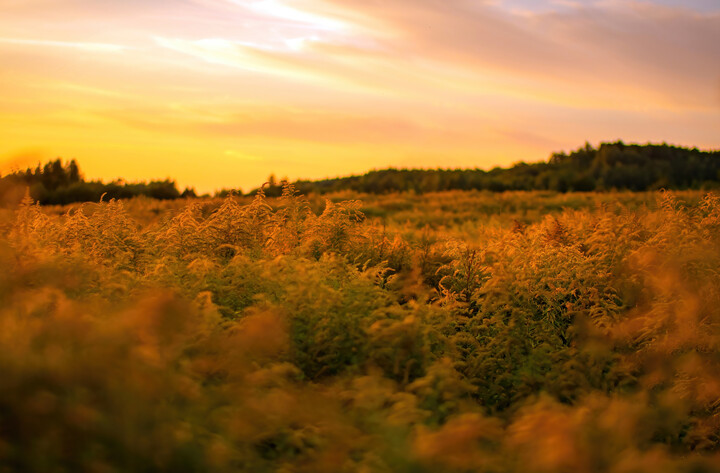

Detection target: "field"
[2, 188, 720, 472]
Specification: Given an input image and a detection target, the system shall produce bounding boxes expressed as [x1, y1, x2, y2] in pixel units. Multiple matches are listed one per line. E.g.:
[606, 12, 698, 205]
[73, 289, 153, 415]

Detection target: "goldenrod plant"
[1, 187, 719, 472]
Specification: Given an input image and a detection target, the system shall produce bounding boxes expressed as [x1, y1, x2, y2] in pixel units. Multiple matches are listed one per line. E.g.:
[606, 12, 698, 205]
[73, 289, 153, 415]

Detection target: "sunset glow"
[1, 0, 719, 193]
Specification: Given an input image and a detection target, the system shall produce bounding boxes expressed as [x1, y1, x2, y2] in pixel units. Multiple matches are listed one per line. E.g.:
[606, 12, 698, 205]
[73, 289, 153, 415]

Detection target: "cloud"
[152, 35, 443, 99]
[0, 37, 130, 52]
[237, 0, 349, 31]
[0, 0, 191, 16]
[148, 0, 720, 114]
[304, 0, 720, 110]
[0, 0, 718, 192]
[96, 105, 476, 146]
[7, 0, 716, 114]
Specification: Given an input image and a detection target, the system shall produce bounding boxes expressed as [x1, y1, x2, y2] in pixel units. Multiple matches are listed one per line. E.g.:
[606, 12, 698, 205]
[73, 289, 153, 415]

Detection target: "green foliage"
[249, 142, 720, 196]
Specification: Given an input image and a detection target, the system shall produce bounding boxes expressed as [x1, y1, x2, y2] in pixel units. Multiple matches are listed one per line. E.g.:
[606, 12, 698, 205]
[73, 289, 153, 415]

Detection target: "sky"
[1, 0, 719, 194]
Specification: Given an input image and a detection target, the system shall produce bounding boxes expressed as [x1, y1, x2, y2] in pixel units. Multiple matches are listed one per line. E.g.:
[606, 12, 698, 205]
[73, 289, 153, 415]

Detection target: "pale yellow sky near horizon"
[1, 0, 719, 193]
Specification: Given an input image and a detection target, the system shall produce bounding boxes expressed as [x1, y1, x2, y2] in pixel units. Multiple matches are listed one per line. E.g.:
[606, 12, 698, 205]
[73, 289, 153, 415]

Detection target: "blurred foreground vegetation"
[2, 188, 720, 472]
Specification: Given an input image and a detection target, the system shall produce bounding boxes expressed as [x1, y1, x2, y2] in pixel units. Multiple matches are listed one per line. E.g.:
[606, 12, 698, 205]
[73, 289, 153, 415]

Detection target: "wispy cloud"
[0, 37, 130, 52]
[237, 0, 350, 31]
[0, 0, 717, 193]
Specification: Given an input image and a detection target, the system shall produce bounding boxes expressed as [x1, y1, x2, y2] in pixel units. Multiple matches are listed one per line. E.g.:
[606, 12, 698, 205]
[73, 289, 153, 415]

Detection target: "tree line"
[0, 159, 196, 205]
[259, 141, 720, 196]
[3, 141, 719, 205]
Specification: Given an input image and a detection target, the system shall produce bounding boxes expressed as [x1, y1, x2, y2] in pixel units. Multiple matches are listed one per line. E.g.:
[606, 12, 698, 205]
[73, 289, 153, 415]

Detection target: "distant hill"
[256, 141, 720, 196]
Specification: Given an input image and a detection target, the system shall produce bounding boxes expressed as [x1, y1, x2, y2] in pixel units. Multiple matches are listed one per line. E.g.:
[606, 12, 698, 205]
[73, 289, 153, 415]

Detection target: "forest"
[269, 141, 720, 196]
[0, 159, 195, 206]
[1, 187, 720, 472]
[2, 141, 719, 205]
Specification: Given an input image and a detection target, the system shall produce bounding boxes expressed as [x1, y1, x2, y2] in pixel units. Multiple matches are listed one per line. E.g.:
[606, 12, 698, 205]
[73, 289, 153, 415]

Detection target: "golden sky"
[1, 0, 719, 193]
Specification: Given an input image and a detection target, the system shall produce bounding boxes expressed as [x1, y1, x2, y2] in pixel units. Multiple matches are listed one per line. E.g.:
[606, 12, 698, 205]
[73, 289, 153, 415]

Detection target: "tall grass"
[1, 188, 719, 472]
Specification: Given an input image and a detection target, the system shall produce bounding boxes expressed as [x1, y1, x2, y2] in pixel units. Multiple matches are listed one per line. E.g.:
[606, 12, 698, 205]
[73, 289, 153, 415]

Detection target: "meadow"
[2, 188, 720, 472]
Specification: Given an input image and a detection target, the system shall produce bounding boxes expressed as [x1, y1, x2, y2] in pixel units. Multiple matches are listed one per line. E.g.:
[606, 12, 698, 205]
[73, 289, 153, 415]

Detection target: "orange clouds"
[0, 0, 718, 193]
